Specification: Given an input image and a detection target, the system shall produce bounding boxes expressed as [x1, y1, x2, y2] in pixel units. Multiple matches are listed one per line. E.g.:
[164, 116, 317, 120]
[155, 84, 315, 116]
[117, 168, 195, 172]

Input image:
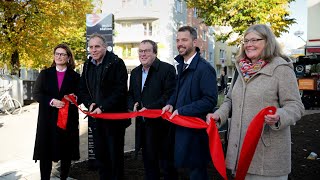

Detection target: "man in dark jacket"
[162, 26, 218, 180]
[79, 33, 130, 180]
[128, 39, 177, 180]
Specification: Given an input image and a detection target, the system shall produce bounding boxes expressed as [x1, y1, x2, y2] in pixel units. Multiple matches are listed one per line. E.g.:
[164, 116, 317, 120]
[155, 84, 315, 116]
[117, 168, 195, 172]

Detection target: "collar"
[91, 58, 103, 66]
[184, 52, 197, 66]
[140, 58, 161, 72]
[56, 66, 67, 72]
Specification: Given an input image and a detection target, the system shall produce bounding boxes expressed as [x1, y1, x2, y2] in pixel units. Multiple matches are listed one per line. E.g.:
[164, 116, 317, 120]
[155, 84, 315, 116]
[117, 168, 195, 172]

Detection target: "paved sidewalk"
[0, 102, 318, 180]
[0, 103, 135, 180]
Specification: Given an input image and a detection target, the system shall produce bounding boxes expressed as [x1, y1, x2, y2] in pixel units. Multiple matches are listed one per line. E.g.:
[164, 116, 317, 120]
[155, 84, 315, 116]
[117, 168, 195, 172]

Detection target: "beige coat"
[215, 57, 304, 176]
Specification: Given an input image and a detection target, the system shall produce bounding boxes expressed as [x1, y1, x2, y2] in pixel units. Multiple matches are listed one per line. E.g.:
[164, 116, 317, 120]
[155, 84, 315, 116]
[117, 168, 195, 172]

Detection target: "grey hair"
[237, 24, 284, 62]
[89, 33, 107, 47]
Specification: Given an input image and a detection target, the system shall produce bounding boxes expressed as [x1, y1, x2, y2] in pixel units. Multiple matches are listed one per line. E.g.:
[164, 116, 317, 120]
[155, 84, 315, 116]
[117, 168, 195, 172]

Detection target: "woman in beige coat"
[207, 24, 304, 179]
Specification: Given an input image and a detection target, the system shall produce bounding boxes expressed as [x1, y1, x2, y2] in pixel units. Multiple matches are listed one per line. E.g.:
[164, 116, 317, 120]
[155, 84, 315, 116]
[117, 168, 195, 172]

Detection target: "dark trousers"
[189, 167, 208, 180]
[141, 121, 177, 180]
[93, 124, 126, 180]
[40, 159, 71, 180]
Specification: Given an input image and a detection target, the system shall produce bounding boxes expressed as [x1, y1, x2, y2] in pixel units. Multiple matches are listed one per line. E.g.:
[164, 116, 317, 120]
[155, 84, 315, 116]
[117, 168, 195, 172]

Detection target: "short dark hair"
[140, 39, 158, 54]
[51, 43, 75, 69]
[178, 26, 197, 40]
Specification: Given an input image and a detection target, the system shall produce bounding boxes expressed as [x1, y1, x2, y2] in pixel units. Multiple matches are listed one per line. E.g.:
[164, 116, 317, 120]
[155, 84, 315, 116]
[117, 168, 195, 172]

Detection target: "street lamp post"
[294, 30, 307, 55]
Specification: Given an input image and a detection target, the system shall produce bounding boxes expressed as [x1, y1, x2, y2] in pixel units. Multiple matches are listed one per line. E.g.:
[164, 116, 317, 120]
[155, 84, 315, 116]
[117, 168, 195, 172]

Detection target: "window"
[193, 8, 197, 17]
[122, 0, 136, 7]
[209, 52, 213, 62]
[219, 49, 226, 64]
[143, 0, 152, 7]
[193, 27, 198, 38]
[232, 53, 236, 62]
[143, 22, 152, 36]
[203, 50, 206, 59]
[202, 30, 206, 41]
[176, 0, 182, 13]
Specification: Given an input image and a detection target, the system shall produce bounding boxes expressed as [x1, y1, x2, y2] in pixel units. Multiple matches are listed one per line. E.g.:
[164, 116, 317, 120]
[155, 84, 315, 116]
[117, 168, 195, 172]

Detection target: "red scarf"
[239, 58, 267, 82]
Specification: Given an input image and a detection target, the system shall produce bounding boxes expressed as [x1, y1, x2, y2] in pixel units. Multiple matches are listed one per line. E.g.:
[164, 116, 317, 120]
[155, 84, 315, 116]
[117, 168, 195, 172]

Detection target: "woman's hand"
[51, 99, 65, 108]
[206, 113, 220, 125]
[265, 114, 280, 126]
[64, 93, 76, 103]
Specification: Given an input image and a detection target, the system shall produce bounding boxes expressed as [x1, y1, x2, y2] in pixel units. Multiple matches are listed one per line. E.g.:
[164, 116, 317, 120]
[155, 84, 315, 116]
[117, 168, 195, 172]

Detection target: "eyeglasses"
[54, 52, 68, 57]
[242, 38, 264, 45]
[138, 49, 153, 54]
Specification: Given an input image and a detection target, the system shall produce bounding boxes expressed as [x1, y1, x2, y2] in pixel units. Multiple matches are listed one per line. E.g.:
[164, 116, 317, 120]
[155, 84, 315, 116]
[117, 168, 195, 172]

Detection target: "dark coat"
[128, 58, 176, 155]
[33, 67, 80, 161]
[79, 50, 130, 128]
[168, 52, 218, 168]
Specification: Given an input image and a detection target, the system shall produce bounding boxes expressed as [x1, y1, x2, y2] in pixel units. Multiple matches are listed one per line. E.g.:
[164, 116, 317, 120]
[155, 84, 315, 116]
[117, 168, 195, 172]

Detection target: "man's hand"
[138, 107, 147, 112]
[52, 99, 65, 108]
[206, 113, 220, 125]
[169, 109, 179, 119]
[91, 107, 102, 114]
[89, 103, 96, 112]
[161, 104, 173, 114]
[133, 102, 139, 112]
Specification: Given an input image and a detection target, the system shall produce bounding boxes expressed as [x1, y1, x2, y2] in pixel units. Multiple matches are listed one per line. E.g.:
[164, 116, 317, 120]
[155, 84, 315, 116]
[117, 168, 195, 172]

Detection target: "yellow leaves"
[0, 0, 93, 70]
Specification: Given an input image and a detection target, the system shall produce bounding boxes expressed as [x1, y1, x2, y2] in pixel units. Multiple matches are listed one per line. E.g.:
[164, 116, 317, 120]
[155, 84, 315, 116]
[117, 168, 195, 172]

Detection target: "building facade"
[306, 0, 320, 55]
[214, 41, 238, 78]
[101, 0, 188, 72]
[186, 8, 215, 67]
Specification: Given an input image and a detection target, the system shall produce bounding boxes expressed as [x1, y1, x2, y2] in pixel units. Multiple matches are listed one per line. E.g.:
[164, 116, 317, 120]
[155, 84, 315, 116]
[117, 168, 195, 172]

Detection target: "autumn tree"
[0, 0, 94, 75]
[186, 0, 296, 44]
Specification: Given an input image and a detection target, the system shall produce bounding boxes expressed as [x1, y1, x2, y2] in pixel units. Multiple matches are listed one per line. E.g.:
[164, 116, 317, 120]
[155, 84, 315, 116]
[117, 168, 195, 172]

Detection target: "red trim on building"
[309, 39, 320, 42]
[307, 47, 320, 53]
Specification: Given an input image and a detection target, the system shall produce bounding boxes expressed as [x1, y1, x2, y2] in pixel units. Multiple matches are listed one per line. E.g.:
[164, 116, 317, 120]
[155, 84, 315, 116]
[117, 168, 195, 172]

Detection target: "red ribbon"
[58, 95, 276, 180]
[63, 96, 227, 179]
[57, 98, 69, 130]
[234, 106, 276, 180]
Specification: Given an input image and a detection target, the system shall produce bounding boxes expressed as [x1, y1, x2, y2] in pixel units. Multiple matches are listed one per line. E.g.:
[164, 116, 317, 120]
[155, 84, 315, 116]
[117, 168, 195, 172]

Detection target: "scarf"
[239, 58, 267, 82]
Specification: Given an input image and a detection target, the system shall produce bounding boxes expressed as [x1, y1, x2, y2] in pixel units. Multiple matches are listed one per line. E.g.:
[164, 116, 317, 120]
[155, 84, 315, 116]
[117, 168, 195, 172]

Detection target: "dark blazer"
[79, 50, 130, 128]
[128, 58, 176, 154]
[168, 52, 218, 168]
[33, 67, 80, 161]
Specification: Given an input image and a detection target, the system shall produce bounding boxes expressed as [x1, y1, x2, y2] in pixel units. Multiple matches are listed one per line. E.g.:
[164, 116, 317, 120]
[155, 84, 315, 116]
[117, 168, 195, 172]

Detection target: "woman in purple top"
[33, 44, 80, 180]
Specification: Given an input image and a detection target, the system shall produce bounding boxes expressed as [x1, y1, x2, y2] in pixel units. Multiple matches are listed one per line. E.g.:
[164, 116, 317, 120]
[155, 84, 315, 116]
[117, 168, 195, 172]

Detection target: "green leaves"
[186, 0, 296, 44]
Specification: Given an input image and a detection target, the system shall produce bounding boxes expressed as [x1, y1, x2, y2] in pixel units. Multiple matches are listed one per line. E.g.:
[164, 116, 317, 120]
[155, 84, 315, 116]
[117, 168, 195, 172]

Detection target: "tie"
[182, 63, 188, 71]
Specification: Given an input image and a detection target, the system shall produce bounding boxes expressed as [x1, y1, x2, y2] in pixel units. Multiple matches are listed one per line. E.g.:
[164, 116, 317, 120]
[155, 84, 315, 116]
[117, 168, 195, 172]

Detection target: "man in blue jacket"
[162, 26, 218, 180]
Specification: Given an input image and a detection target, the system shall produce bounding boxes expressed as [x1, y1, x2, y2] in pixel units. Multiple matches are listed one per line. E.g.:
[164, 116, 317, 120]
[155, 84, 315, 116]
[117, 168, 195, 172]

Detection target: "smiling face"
[88, 37, 107, 63]
[138, 42, 156, 69]
[244, 32, 265, 63]
[54, 48, 69, 68]
[176, 31, 197, 60]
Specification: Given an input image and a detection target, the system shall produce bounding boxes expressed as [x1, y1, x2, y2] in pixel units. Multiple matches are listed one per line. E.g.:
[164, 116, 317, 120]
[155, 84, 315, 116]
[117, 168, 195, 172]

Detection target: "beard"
[178, 45, 194, 57]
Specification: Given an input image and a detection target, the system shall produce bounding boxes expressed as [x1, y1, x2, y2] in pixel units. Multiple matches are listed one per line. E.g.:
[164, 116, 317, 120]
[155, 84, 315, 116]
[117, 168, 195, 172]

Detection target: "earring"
[68, 59, 70, 63]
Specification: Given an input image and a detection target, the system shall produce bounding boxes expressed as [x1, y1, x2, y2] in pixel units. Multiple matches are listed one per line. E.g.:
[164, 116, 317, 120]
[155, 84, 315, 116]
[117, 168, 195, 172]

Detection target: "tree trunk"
[10, 49, 20, 76]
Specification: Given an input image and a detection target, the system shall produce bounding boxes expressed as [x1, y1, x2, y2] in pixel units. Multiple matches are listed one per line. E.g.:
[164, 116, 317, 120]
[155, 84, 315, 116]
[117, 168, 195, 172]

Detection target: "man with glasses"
[79, 33, 130, 180]
[128, 39, 177, 180]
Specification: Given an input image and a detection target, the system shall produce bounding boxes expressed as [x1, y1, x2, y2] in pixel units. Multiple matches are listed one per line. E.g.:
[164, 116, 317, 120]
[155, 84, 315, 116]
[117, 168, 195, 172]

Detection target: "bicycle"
[0, 83, 22, 115]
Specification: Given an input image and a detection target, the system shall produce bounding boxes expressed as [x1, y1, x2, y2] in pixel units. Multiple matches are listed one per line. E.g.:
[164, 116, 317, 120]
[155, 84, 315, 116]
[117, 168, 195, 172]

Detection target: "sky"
[278, 0, 308, 54]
